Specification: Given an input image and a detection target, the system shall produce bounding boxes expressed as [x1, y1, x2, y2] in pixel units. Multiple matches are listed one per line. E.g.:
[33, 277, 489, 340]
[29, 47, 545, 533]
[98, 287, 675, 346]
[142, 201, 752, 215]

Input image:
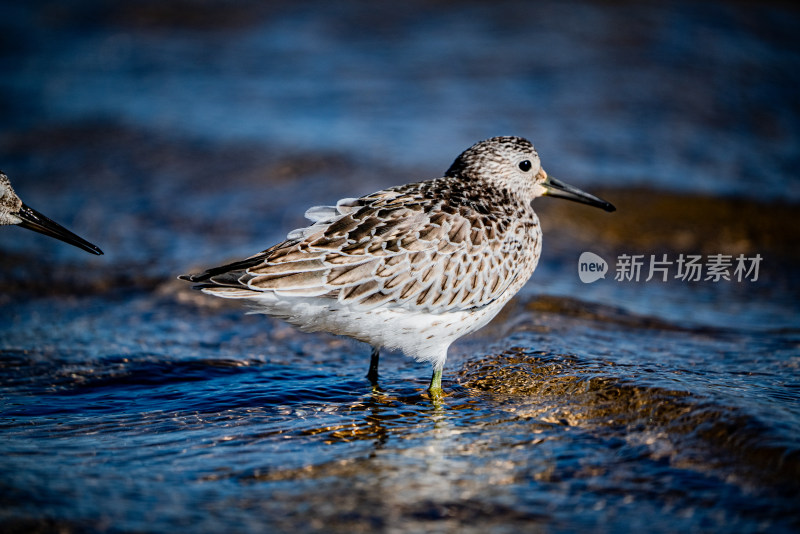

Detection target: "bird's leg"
[428, 366, 443, 400]
[366, 346, 380, 384]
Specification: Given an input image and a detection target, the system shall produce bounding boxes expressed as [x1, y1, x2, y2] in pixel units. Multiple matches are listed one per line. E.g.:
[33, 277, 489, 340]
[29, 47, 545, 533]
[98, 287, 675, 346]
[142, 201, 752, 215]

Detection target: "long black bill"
[542, 176, 616, 212]
[17, 203, 103, 255]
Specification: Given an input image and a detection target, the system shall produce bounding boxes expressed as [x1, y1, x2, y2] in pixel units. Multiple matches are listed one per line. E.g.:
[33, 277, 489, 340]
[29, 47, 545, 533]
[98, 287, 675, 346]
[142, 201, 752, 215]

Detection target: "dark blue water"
[3, 0, 800, 199]
[1, 1, 799, 532]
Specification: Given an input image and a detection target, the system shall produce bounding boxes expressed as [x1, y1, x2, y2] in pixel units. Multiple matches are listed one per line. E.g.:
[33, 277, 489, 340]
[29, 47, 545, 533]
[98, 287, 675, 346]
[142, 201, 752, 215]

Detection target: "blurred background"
[1, 1, 799, 532]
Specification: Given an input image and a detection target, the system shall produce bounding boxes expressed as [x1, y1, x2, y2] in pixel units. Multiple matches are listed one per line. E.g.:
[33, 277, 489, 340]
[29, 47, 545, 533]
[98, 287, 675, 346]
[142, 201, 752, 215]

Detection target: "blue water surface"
[1, 1, 799, 532]
[1, 0, 799, 198]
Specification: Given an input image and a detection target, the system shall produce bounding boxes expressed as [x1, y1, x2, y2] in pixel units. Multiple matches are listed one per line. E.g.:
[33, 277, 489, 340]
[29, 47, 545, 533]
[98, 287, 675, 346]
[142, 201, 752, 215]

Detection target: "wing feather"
[185, 178, 526, 312]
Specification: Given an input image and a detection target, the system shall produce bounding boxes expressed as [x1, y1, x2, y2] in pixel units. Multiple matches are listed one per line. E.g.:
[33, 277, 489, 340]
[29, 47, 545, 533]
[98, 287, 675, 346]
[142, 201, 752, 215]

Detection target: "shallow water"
[2, 291, 798, 532]
[2, 1, 800, 532]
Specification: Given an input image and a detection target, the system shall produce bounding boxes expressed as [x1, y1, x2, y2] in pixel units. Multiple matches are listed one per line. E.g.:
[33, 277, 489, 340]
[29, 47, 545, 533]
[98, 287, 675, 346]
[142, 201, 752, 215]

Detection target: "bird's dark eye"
[518, 160, 532, 172]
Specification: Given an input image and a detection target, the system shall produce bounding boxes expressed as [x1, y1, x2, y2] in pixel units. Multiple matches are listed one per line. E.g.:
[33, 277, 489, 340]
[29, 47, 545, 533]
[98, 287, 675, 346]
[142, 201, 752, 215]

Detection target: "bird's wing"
[185, 184, 525, 313]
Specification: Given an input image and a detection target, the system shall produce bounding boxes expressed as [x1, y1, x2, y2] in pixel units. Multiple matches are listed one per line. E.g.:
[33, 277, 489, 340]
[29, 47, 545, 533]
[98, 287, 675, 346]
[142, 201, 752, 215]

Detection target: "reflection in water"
[1, 301, 798, 531]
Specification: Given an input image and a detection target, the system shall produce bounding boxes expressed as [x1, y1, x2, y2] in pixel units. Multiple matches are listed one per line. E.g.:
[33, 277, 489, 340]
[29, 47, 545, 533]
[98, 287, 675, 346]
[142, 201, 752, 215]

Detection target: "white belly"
[224, 290, 512, 369]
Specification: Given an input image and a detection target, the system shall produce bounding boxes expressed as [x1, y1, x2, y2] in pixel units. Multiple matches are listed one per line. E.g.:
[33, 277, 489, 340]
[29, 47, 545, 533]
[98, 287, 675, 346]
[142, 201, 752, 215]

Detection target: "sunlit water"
[1, 1, 799, 532]
[2, 292, 797, 532]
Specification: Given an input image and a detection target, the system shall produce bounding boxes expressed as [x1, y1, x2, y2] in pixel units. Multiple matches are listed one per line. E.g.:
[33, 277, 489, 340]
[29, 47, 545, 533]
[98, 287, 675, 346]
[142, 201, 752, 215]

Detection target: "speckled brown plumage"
[181, 136, 615, 397]
[195, 175, 539, 313]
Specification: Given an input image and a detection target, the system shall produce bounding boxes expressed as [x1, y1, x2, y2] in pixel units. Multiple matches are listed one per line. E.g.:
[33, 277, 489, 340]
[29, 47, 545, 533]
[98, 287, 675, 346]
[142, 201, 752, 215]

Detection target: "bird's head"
[446, 136, 615, 212]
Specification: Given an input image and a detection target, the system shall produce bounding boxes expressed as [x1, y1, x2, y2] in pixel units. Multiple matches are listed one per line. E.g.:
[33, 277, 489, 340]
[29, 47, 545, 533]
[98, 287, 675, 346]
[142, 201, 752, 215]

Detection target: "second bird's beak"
[17, 203, 104, 255]
[539, 170, 616, 212]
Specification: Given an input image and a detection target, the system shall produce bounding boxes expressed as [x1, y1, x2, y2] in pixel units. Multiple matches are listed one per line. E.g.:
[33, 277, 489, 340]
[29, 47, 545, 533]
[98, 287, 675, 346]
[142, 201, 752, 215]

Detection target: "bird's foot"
[427, 368, 444, 402]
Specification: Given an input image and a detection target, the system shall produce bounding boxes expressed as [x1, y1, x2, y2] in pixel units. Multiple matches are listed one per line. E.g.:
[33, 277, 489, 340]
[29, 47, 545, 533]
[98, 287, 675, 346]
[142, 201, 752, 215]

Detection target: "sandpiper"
[181, 136, 614, 398]
[0, 171, 103, 255]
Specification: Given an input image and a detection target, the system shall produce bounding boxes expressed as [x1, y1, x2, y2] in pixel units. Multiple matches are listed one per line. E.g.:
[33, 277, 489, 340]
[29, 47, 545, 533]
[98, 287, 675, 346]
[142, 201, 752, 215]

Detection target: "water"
[1, 1, 799, 532]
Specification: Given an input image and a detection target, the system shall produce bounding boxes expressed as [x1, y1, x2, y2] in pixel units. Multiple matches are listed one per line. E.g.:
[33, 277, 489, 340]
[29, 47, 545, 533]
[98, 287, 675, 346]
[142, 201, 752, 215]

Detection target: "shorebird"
[0, 171, 103, 255]
[181, 137, 614, 398]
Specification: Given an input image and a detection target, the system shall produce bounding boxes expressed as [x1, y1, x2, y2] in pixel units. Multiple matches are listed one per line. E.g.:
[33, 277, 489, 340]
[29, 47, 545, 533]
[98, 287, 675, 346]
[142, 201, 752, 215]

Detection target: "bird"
[180, 136, 614, 398]
[0, 171, 103, 255]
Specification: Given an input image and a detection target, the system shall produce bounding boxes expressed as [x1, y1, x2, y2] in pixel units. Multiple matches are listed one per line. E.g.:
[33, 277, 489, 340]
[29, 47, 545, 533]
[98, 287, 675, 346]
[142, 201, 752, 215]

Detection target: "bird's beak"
[17, 203, 104, 255]
[539, 170, 616, 212]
